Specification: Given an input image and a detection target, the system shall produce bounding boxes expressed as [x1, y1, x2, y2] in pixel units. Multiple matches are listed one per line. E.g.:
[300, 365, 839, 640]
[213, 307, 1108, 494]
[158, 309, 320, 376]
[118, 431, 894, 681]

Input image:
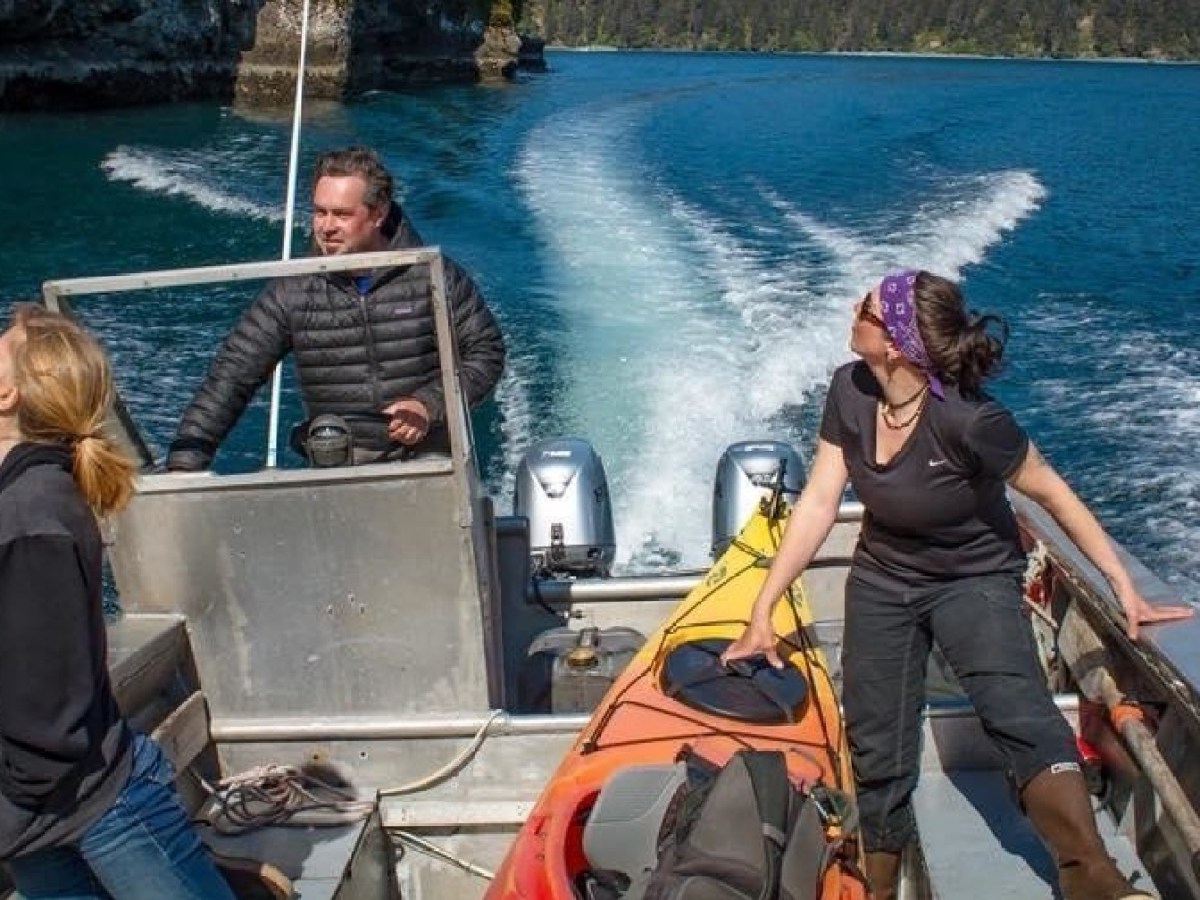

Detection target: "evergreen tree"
[533, 0, 1200, 59]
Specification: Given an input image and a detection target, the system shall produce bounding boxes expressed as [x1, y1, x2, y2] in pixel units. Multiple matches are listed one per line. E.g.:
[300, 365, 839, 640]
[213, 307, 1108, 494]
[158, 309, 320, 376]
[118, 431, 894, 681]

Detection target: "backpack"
[642, 749, 856, 900]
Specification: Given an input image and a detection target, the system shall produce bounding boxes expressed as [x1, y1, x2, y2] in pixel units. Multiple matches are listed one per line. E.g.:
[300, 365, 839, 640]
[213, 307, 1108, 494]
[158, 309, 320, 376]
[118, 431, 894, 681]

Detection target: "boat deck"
[913, 769, 1155, 898]
[203, 825, 365, 900]
[914, 707, 1158, 899]
[99, 613, 1164, 900]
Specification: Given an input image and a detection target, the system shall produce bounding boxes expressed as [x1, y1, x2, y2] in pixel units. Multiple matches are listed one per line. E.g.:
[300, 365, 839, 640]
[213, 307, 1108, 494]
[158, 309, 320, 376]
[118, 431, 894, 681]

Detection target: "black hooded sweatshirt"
[0, 442, 132, 859]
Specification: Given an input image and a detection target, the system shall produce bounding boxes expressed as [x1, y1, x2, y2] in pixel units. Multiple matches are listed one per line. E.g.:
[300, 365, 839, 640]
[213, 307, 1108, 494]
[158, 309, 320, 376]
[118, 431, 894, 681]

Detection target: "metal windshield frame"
[39, 248, 471, 478]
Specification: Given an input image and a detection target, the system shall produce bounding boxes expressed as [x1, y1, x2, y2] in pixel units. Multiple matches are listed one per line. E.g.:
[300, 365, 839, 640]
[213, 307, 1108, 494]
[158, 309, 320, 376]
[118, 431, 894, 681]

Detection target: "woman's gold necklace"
[880, 384, 929, 430]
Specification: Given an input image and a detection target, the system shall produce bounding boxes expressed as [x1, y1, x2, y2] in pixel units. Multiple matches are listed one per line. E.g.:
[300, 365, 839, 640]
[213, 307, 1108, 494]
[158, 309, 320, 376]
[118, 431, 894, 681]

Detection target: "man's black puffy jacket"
[166, 212, 505, 471]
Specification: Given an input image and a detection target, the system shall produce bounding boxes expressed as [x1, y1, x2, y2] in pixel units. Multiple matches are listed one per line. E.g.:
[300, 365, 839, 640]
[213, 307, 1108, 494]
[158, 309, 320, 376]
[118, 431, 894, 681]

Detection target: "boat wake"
[95, 119, 1061, 577]
[101, 145, 284, 222]
[515, 106, 1046, 571]
[1022, 301, 1200, 602]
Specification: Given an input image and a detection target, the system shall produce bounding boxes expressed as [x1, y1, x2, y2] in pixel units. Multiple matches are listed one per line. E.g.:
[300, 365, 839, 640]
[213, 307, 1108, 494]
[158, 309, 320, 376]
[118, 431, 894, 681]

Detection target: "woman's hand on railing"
[1116, 583, 1193, 641]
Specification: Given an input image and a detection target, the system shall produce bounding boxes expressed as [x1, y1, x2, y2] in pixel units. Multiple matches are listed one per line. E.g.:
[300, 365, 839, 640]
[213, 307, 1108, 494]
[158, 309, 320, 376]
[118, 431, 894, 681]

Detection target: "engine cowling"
[514, 437, 616, 578]
[711, 440, 805, 557]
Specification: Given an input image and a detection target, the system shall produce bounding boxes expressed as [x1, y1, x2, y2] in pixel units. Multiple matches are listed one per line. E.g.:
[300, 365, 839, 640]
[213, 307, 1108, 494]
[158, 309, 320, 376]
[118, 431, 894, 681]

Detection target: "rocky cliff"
[0, 0, 538, 111]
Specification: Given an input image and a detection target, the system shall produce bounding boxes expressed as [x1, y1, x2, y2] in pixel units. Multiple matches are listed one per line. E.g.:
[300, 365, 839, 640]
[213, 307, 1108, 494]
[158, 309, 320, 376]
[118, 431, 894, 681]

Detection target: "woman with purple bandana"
[723, 270, 1191, 900]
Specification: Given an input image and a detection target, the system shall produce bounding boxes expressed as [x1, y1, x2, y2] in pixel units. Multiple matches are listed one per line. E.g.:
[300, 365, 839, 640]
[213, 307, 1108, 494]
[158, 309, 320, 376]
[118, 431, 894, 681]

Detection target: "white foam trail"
[672, 199, 849, 420]
[768, 169, 1046, 291]
[489, 350, 539, 506]
[673, 169, 1047, 445]
[516, 109, 757, 567]
[516, 103, 1048, 569]
[895, 171, 1048, 276]
[1022, 304, 1200, 601]
[726, 169, 1048, 415]
[101, 146, 284, 221]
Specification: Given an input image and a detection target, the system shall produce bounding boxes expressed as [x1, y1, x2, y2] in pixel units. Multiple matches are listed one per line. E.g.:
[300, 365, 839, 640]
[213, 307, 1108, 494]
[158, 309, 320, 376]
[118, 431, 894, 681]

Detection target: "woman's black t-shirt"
[820, 361, 1029, 585]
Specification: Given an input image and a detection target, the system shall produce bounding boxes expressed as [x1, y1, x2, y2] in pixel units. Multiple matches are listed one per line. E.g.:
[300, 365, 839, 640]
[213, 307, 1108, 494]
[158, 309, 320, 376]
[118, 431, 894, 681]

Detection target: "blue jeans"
[7, 733, 235, 900]
[843, 572, 1078, 853]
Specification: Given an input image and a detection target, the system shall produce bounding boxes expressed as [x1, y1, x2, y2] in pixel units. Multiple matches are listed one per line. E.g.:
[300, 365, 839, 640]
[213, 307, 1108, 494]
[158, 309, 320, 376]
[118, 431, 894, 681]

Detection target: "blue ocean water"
[1, 51, 1197, 593]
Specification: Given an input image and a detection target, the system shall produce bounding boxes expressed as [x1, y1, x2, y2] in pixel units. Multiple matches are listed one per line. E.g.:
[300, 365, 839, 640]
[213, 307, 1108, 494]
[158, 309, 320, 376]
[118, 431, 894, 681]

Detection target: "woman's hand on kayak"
[721, 619, 783, 670]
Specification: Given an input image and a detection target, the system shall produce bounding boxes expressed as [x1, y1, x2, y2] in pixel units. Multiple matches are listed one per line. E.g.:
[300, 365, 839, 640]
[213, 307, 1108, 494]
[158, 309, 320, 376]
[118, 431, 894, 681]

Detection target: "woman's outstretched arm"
[1009, 442, 1193, 640]
[721, 438, 849, 667]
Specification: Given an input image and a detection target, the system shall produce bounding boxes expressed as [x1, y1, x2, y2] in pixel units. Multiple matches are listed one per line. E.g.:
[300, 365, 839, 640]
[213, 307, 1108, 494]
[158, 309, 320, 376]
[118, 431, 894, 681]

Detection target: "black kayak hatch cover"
[660, 638, 809, 724]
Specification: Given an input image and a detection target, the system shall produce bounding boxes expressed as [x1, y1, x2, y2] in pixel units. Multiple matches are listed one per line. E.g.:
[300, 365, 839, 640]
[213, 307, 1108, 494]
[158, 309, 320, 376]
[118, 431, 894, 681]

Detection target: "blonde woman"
[0, 306, 241, 898]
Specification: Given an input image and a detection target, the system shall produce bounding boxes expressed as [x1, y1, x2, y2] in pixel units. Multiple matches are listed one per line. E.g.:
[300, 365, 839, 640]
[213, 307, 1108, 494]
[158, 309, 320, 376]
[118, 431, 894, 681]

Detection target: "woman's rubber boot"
[1020, 767, 1153, 900]
[213, 853, 294, 900]
[864, 850, 901, 900]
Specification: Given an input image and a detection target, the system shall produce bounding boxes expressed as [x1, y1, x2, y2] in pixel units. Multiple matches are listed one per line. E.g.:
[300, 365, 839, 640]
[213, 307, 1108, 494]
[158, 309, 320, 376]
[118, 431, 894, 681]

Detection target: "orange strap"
[1110, 702, 1145, 731]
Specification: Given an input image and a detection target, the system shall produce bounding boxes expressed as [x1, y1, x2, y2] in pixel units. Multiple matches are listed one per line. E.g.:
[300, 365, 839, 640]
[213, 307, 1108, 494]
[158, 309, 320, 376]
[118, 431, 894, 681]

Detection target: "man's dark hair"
[312, 146, 394, 211]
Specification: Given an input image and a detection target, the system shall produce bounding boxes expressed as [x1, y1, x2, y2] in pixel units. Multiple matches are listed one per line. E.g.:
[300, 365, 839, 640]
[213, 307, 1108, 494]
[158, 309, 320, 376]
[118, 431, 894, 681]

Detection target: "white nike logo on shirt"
[928, 459, 948, 467]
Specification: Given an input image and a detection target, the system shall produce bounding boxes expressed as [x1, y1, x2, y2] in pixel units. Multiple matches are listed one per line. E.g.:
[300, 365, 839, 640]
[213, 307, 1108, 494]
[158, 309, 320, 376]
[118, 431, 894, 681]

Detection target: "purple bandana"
[878, 269, 945, 399]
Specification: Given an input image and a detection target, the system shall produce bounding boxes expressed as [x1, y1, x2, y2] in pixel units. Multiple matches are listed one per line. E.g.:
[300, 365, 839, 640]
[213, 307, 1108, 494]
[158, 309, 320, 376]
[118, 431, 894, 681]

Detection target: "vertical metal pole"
[265, 0, 313, 469]
[427, 253, 472, 528]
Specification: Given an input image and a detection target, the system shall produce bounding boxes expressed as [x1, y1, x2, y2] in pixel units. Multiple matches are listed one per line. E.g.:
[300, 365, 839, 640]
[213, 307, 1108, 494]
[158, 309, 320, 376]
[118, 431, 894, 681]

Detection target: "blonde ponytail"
[8, 305, 135, 517]
[72, 431, 135, 517]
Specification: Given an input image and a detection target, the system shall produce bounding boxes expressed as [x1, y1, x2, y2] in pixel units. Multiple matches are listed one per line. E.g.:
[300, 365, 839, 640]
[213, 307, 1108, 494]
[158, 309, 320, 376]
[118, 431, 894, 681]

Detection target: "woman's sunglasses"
[857, 294, 888, 330]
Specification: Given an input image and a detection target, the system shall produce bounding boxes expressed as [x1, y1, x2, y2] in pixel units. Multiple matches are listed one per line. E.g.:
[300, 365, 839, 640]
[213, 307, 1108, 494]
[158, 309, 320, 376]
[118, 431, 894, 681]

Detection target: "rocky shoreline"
[0, 0, 542, 112]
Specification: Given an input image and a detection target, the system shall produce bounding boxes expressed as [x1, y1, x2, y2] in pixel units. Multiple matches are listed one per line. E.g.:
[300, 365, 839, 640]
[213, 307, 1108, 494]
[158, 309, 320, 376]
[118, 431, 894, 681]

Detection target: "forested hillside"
[519, 0, 1200, 58]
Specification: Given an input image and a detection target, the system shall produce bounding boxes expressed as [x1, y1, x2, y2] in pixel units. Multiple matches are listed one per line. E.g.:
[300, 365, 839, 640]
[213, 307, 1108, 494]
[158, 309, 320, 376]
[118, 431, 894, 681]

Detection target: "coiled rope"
[195, 709, 505, 838]
[196, 764, 376, 835]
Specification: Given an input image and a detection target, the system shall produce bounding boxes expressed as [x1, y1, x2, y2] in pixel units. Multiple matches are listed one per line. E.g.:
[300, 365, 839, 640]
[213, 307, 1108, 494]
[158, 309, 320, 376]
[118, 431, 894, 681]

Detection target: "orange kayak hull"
[486, 505, 867, 900]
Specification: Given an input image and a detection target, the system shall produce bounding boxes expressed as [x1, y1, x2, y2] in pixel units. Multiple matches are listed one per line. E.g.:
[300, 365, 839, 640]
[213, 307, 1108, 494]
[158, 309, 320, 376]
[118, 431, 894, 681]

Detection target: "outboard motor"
[514, 437, 616, 577]
[712, 440, 805, 557]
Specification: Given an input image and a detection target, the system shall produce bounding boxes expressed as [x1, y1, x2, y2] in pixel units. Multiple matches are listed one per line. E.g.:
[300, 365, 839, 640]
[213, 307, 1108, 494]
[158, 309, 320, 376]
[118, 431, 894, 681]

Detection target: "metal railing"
[40, 249, 470, 501]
